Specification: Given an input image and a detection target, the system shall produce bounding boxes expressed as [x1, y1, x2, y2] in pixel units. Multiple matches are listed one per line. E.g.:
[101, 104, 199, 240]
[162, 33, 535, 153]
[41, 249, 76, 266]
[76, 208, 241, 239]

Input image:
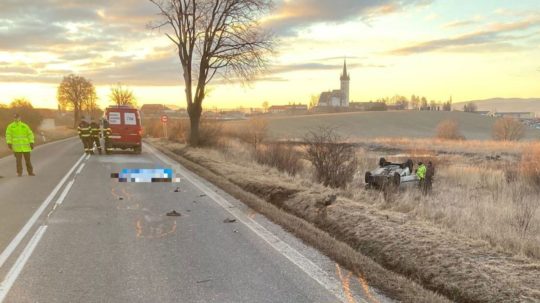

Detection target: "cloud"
[264, 0, 432, 36]
[270, 62, 385, 74]
[443, 20, 477, 29]
[390, 17, 540, 55]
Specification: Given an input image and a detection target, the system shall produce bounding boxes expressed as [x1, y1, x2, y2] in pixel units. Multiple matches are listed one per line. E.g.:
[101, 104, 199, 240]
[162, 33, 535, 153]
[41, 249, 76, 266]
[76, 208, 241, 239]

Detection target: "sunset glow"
[1, 0, 539, 109]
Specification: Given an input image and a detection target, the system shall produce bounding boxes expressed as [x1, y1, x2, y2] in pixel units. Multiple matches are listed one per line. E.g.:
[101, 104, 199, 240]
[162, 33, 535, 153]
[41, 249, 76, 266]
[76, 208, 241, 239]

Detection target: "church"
[317, 60, 350, 108]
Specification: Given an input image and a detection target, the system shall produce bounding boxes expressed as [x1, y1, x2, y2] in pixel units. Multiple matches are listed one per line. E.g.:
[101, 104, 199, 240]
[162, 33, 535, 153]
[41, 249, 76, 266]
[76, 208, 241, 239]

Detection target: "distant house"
[474, 111, 490, 115]
[268, 105, 308, 114]
[140, 104, 170, 115]
[349, 101, 387, 111]
[219, 110, 246, 120]
[489, 112, 535, 119]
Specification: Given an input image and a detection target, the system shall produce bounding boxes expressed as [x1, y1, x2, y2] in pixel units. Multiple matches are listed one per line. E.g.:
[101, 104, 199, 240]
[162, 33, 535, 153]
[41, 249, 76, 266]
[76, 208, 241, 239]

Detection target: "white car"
[365, 158, 419, 189]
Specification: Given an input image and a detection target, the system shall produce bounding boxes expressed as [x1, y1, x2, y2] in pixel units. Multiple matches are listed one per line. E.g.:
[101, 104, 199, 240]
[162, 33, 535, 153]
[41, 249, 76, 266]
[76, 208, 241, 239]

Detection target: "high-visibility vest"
[5, 121, 34, 153]
[417, 164, 427, 180]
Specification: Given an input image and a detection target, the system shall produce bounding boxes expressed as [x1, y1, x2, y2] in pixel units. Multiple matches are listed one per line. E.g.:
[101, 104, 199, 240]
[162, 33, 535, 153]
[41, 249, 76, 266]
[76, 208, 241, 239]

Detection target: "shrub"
[168, 120, 189, 143]
[492, 117, 524, 141]
[244, 117, 269, 149]
[254, 143, 303, 176]
[436, 119, 464, 140]
[187, 119, 223, 147]
[520, 143, 540, 189]
[509, 184, 539, 239]
[304, 127, 358, 188]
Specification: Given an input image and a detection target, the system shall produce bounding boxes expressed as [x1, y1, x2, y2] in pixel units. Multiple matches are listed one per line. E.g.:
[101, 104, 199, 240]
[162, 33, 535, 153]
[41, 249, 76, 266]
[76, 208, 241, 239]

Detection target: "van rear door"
[107, 110, 123, 141]
[122, 109, 142, 145]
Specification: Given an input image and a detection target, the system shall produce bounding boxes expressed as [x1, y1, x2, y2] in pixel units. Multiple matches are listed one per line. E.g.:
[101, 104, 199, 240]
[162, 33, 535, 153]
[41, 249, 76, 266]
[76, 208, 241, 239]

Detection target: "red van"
[104, 106, 143, 154]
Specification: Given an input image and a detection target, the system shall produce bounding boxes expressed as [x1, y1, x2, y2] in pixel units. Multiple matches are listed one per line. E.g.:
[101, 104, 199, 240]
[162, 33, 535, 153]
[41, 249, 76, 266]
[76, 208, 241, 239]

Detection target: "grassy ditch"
[148, 138, 451, 303]
[148, 138, 540, 303]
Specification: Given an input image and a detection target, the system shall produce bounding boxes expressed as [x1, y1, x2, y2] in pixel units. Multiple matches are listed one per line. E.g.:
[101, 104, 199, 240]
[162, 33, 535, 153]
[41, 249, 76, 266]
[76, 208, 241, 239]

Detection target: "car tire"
[134, 147, 142, 154]
[365, 172, 373, 184]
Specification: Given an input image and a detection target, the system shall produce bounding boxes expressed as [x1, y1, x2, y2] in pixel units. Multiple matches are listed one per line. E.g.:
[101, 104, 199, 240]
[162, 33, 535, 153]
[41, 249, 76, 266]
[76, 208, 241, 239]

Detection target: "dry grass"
[365, 137, 532, 155]
[148, 138, 451, 303]
[149, 137, 540, 303]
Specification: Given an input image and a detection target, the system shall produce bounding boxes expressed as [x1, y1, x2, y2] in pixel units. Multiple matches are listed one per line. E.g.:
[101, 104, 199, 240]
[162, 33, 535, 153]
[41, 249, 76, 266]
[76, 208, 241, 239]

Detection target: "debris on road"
[199, 194, 207, 197]
[196, 279, 212, 284]
[174, 187, 180, 192]
[119, 197, 124, 200]
[166, 210, 181, 217]
[223, 218, 236, 223]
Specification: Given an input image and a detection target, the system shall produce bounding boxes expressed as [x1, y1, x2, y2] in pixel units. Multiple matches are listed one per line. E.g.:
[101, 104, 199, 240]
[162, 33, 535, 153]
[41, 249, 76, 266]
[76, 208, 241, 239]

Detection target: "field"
[145, 111, 540, 302]
[225, 111, 540, 140]
[455, 98, 540, 116]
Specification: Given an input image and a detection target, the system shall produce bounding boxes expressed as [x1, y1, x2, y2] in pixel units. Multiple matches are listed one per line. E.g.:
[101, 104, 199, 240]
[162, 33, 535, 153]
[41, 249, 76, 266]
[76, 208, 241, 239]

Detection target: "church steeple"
[340, 58, 350, 107]
[340, 59, 350, 81]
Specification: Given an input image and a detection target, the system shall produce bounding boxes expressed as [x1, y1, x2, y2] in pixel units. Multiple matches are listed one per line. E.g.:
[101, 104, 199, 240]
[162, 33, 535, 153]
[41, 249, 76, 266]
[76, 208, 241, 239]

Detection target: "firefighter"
[416, 161, 427, 194]
[90, 120, 102, 155]
[5, 113, 35, 177]
[77, 118, 92, 154]
[102, 118, 112, 154]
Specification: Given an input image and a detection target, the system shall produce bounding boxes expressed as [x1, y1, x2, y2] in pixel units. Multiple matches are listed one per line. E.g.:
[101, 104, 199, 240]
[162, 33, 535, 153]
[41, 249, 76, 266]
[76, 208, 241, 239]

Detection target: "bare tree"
[261, 101, 269, 113]
[57, 75, 97, 128]
[304, 127, 358, 188]
[148, 0, 274, 146]
[493, 117, 525, 141]
[110, 83, 137, 107]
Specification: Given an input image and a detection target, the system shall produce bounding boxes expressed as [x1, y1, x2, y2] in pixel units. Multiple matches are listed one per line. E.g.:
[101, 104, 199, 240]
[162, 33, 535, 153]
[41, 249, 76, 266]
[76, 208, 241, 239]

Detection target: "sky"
[0, 0, 539, 109]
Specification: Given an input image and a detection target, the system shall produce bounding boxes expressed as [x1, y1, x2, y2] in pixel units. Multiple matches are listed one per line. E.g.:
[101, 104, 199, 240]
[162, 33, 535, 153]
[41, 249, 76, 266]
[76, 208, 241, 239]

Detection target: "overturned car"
[365, 158, 419, 189]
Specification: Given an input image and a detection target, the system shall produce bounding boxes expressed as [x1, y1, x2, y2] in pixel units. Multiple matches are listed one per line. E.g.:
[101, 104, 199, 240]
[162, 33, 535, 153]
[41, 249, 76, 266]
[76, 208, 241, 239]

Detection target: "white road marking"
[84, 154, 91, 160]
[0, 225, 48, 303]
[0, 154, 85, 270]
[75, 162, 86, 175]
[146, 144, 358, 303]
[55, 179, 75, 205]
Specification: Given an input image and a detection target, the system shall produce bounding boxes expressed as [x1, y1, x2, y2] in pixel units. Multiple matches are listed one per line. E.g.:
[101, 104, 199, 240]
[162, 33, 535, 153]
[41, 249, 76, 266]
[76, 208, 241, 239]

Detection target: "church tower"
[340, 59, 350, 107]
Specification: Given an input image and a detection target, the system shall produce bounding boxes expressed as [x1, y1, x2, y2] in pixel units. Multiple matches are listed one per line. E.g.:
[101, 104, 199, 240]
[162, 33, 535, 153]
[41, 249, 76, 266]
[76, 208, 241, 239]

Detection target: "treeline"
[57, 74, 137, 128]
[372, 95, 453, 111]
[0, 98, 43, 136]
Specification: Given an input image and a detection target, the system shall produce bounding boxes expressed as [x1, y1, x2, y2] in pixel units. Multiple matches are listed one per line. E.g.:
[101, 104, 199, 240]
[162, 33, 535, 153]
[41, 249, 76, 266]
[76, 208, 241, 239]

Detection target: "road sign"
[161, 115, 168, 123]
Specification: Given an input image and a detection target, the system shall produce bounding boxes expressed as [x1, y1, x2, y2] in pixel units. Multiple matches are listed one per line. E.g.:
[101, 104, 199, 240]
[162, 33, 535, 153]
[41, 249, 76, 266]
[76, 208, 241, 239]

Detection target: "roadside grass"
[148, 138, 451, 303]
[148, 137, 540, 303]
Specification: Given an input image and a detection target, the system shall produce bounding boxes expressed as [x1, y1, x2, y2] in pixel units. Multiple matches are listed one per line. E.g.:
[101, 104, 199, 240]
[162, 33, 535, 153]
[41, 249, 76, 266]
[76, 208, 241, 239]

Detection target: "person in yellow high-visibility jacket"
[5, 113, 35, 177]
[416, 162, 427, 194]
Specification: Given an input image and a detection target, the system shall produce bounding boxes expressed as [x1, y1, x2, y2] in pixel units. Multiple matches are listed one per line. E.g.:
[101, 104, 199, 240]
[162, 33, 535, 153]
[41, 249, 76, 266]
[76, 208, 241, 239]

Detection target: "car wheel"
[134, 147, 142, 154]
[365, 172, 373, 184]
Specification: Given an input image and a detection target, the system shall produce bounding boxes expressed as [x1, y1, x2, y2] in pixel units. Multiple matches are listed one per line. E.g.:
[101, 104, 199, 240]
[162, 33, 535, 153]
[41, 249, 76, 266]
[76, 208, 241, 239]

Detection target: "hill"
[229, 111, 540, 140]
[455, 98, 540, 115]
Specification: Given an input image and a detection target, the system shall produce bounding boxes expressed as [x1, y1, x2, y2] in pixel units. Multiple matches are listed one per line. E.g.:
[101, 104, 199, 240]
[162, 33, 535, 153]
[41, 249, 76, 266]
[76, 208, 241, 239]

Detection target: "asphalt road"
[0, 138, 390, 303]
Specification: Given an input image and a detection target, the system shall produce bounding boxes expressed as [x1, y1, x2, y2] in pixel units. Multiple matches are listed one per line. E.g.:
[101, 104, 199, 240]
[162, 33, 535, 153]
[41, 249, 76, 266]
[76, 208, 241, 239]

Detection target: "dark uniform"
[90, 121, 102, 155]
[77, 120, 92, 154]
[102, 119, 112, 154]
[425, 161, 435, 194]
